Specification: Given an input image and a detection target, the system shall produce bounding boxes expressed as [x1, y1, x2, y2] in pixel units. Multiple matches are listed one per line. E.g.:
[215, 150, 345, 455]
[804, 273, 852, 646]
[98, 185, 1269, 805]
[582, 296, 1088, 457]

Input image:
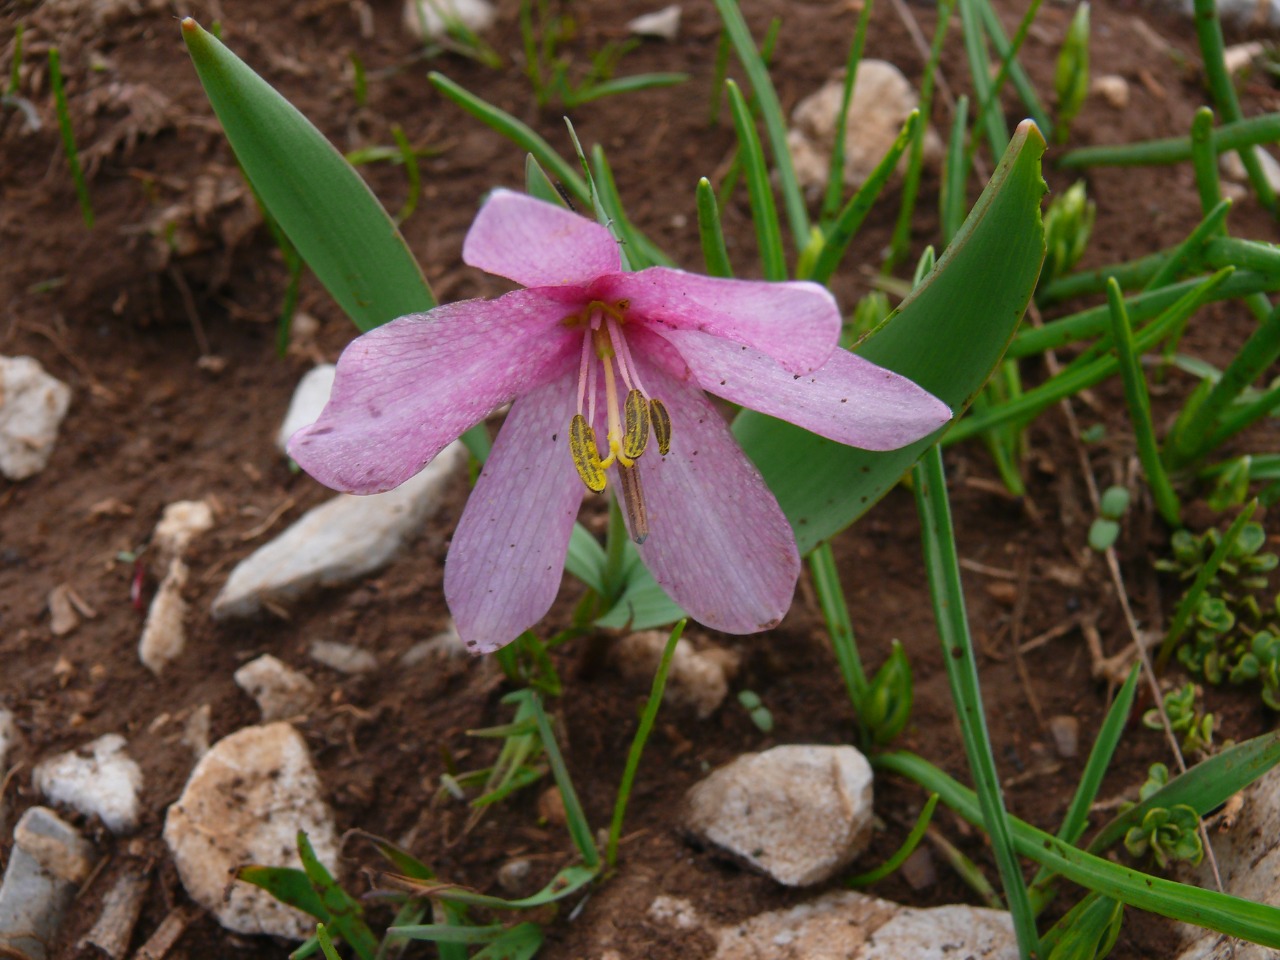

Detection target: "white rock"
[47, 584, 79, 637]
[1091, 74, 1129, 110]
[684, 745, 874, 886]
[1177, 0, 1280, 28]
[787, 61, 941, 195]
[403, 0, 496, 42]
[138, 558, 189, 675]
[182, 704, 212, 760]
[628, 4, 681, 40]
[0, 807, 96, 960]
[611, 630, 738, 719]
[275, 364, 336, 455]
[234, 655, 318, 721]
[309, 640, 377, 675]
[0, 708, 16, 772]
[647, 892, 1015, 959]
[1220, 147, 1280, 193]
[1176, 764, 1280, 959]
[1224, 41, 1264, 75]
[33, 734, 143, 835]
[152, 500, 215, 560]
[163, 723, 339, 939]
[0, 356, 72, 481]
[400, 621, 467, 666]
[212, 440, 466, 619]
[1047, 714, 1079, 759]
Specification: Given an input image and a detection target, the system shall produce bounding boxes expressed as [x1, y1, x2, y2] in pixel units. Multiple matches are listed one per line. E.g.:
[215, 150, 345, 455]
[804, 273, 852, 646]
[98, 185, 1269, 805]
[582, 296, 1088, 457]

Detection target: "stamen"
[649, 398, 672, 455]
[605, 318, 635, 391]
[607, 316, 651, 398]
[623, 389, 650, 459]
[617, 462, 649, 544]
[569, 414, 607, 493]
[576, 331, 593, 416]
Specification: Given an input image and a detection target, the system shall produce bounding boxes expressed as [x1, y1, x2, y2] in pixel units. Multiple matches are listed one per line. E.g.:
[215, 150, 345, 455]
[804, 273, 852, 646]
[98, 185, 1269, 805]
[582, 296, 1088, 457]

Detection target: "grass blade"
[1060, 112, 1280, 169]
[1105, 277, 1182, 525]
[530, 693, 600, 870]
[712, 0, 810, 248]
[913, 446, 1040, 957]
[48, 48, 93, 228]
[957, 0, 1007, 157]
[846, 793, 939, 887]
[696, 177, 734, 278]
[726, 79, 786, 281]
[974, 0, 1051, 135]
[819, 0, 875, 227]
[808, 541, 869, 705]
[941, 96, 970, 246]
[607, 620, 687, 867]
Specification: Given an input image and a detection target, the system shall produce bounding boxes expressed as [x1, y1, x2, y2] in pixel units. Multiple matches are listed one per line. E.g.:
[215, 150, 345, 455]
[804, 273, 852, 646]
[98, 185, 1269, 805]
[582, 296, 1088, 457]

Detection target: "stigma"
[566, 302, 671, 544]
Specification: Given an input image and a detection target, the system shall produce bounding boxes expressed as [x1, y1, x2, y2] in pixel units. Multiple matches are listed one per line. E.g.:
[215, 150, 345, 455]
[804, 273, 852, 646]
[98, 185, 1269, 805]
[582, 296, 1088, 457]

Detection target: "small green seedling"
[1054, 3, 1090, 143]
[1040, 181, 1096, 291]
[1088, 485, 1130, 551]
[738, 689, 774, 732]
[1123, 804, 1204, 869]
[1144, 683, 1214, 754]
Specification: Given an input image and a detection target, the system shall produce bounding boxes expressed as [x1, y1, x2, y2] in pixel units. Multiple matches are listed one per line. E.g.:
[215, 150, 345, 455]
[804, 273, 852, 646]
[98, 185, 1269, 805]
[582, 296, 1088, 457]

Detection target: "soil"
[2, 0, 1279, 958]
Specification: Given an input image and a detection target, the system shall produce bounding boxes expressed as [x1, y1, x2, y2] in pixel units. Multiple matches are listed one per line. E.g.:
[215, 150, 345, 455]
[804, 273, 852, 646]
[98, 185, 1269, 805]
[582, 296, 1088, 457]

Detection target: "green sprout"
[1144, 683, 1214, 755]
[1123, 804, 1204, 869]
[1040, 181, 1096, 291]
[1054, 3, 1090, 143]
[737, 689, 775, 733]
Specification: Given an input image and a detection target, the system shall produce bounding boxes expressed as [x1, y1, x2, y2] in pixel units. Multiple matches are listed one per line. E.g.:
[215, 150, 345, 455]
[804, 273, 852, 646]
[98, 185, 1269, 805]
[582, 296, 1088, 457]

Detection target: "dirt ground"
[2, 0, 1279, 957]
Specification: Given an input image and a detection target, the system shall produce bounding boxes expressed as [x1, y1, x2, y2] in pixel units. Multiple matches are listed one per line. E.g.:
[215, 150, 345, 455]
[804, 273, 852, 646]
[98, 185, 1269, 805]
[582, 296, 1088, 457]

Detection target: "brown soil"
[1, 1, 1278, 958]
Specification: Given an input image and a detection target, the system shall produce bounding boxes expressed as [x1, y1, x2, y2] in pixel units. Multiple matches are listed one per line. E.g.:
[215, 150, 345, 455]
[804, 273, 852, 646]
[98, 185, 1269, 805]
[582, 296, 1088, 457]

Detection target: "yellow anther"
[623, 389, 650, 460]
[617, 463, 649, 544]
[649, 398, 671, 456]
[569, 414, 607, 493]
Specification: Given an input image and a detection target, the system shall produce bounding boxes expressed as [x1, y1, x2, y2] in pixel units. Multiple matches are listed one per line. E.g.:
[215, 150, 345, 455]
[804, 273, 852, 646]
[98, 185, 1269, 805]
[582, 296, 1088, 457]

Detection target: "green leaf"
[296, 831, 379, 960]
[470, 923, 544, 960]
[238, 865, 328, 920]
[594, 121, 1047, 629]
[182, 19, 434, 331]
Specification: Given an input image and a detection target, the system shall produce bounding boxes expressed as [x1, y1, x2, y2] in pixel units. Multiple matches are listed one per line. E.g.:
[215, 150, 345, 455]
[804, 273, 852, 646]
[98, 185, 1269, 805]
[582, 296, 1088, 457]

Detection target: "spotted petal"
[289, 292, 577, 494]
[445, 373, 585, 654]
[463, 189, 621, 288]
[652, 327, 952, 450]
[601, 268, 841, 374]
[631, 355, 800, 633]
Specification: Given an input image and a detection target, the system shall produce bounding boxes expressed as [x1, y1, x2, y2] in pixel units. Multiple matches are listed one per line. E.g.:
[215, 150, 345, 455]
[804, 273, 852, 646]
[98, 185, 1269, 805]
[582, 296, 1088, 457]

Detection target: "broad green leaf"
[237, 865, 327, 920]
[296, 831, 379, 960]
[182, 18, 434, 331]
[597, 121, 1047, 628]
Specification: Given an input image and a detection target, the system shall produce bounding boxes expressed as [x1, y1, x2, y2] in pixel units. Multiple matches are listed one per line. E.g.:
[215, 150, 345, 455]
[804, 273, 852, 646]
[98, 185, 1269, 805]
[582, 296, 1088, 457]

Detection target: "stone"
[628, 4, 681, 40]
[1176, 764, 1280, 959]
[138, 558, 189, 674]
[33, 734, 143, 835]
[182, 704, 212, 759]
[0, 708, 17, 771]
[152, 500, 215, 559]
[275, 364, 335, 455]
[1175, 0, 1280, 28]
[403, 0, 496, 42]
[497, 858, 532, 894]
[611, 631, 738, 719]
[1224, 41, 1264, 76]
[309, 640, 377, 674]
[0, 356, 72, 481]
[163, 723, 339, 939]
[400, 621, 467, 666]
[0, 807, 96, 960]
[46, 584, 79, 637]
[1091, 74, 1129, 110]
[234, 655, 318, 721]
[1047, 714, 1080, 759]
[684, 745, 874, 886]
[787, 61, 941, 195]
[212, 440, 465, 619]
[1220, 147, 1280, 194]
[647, 891, 1015, 960]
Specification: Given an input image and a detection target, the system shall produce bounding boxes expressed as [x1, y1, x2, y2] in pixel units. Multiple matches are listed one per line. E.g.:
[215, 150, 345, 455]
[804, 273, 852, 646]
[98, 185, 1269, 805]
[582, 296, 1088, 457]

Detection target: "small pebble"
[309, 640, 377, 675]
[1091, 74, 1129, 110]
[1047, 715, 1080, 759]
[33, 734, 143, 835]
[900, 846, 937, 891]
[497, 858, 532, 894]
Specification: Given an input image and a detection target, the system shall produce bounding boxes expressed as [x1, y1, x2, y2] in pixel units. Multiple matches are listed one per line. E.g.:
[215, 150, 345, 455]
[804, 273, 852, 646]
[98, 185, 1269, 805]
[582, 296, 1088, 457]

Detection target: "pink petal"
[463, 189, 621, 288]
[651, 327, 952, 450]
[445, 373, 585, 654]
[289, 292, 578, 494]
[601, 268, 840, 374]
[629, 355, 800, 634]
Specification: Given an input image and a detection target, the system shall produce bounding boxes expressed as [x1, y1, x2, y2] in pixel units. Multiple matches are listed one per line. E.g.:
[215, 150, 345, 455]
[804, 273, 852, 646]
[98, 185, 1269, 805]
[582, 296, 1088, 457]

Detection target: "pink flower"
[289, 190, 950, 654]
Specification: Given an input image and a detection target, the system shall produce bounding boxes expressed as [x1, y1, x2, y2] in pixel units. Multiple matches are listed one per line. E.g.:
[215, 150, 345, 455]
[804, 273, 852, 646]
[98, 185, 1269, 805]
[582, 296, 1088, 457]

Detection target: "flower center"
[566, 301, 670, 544]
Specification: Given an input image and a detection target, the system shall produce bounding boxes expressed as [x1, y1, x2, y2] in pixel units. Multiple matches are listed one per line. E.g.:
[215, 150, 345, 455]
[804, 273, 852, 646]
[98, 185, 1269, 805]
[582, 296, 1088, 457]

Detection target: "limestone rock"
[1221, 147, 1280, 194]
[138, 558, 189, 675]
[403, 0, 496, 42]
[1091, 74, 1129, 110]
[611, 630, 738, 719]
[163, 723, 338, 939]
[152, 500, 215, 560]
[647, 891, 1015, 960]
[212, 440, 465, 619]
[33, 734, 142, 835]
[628, 4, 681, 40]
[1047, 714, 1079, 759]
[684, 744, 874, 886]
[234, 655, 318, 721]
[0, 356, 72, 481]
[309, 640, 377, 675]
[0, 807, 96, 960]
[0, 708, 16, 771]
[275, 364, 335, 455]
[787, 61, 941, 195]
[1176, 764, 1280, 959]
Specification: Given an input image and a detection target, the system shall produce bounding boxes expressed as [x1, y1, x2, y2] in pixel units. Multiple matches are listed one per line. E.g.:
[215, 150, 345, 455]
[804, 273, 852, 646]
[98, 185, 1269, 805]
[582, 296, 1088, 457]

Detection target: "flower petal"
[289, 291, 578, 494]
[652, 327, 952, 450]
[630, 355, 800, 633]
[463, 189, 621, 288]
[603, 268, 840, 373]
[445, 373, 585, 654]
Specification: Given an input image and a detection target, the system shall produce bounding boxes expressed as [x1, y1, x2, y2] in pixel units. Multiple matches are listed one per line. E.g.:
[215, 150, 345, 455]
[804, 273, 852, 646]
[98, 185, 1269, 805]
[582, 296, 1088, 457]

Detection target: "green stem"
[819, 0, 874, 227]
[808, 541, 869, 705]
[726, 79, 786, 281]
[1058, 112, 1280, 168]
